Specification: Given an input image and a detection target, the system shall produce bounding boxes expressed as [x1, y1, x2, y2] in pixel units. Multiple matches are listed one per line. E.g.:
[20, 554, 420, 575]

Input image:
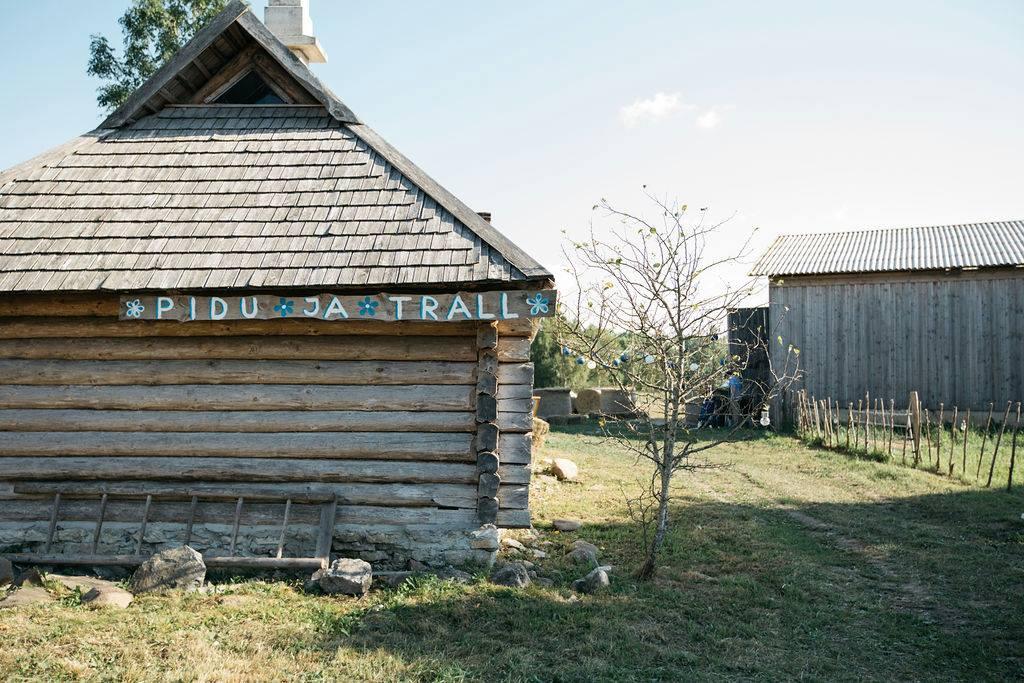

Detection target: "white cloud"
[695, 105, 735, 129]
[620, 92, 693, 128]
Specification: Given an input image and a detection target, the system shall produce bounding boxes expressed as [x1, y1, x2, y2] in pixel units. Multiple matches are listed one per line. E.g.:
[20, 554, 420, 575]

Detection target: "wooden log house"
[0, 1, 554, 569]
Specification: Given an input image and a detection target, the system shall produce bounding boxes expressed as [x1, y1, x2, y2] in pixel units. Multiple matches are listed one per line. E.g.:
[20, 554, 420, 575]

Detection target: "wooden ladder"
[9, 491, 338, 570]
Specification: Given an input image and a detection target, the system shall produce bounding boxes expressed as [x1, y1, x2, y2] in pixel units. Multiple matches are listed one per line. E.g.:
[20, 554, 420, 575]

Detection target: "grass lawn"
[1, 424, 1022, 681]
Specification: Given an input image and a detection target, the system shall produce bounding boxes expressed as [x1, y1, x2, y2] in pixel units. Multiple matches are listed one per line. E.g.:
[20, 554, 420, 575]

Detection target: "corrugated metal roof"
[751, 221, 1024, 276]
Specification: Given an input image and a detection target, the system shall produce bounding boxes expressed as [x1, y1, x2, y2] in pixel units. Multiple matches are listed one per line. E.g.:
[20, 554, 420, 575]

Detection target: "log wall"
[0, 294, 537, 567]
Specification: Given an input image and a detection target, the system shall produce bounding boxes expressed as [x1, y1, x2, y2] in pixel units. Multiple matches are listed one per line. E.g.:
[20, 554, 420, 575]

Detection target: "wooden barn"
[0, 1, 554, 570]
[753, 221, 1024, 419]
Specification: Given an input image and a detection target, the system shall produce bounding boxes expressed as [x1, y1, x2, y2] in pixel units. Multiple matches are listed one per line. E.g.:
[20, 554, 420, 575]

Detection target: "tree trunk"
[636, 459, 673, 580]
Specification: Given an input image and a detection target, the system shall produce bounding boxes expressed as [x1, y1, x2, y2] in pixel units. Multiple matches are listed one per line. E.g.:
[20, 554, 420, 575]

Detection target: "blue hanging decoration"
[561, 345, 571, 356]
[711, 333, 719, 341]
[612, 359, 621, 367]
[575, 356, 586, 365]
[620, 352, 630, 362]
[719, 358, 726, 366]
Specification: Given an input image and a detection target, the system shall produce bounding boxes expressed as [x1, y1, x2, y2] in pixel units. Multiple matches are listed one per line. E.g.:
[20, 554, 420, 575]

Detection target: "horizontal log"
[497, 397, 534, 413]
[0, 409, 475, 433]
[496, 508, 530, 528]
[0, 294, 119, 317]
[499, 433, 533, 465]
[498, 412, 533, 432]
[498, 384, 535, 400]
[0, 456, 481, 483]
[0, 316, 481, 337]
[499, 465, 531, 485]
[0, 432, 474, 461]
[0, 359, 475, 386]
[0, 335, 476, 361]
[11, 480, 515, 510]
[0, 384, 474, 411]
[496, 337, 532, 363]
[497, 363, 534, 385]
[0, 501, 516, 530]
[496, 318, 541, 339]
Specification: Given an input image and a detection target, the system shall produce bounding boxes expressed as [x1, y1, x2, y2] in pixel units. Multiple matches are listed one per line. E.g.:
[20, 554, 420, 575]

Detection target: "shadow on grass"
[301, 487, 1024, 682]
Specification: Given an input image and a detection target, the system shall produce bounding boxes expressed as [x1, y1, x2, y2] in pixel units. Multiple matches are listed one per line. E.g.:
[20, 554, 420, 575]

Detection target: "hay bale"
[532, 417, 550, 450]
[533, 388, 573, 419]
[574, 388, 603, 415]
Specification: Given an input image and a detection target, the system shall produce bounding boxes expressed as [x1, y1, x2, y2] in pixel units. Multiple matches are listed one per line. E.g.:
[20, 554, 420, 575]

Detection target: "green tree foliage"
[88, 0, 228, 111]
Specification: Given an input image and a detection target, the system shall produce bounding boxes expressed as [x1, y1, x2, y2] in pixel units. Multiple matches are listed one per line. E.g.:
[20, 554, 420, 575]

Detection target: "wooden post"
[91, 493, 108, 555]
[901, 411, 910, 464]
[948, 406, 958, 475]
[961, 409, 971, 474]
[847, 402, 853, 450]
[909, 391, 921, 465]
[855, 400, 863, 450]
[1008, 403, 1021, 492]
[44, 492, 61, 554]
[924, 409, 933, 469]
[276, 498, 292, 560]
[884, 397, 892, 456]
[864, 392, 871, 452]
[315, 498, 338, 567]
[476, 323, 501, 524]
[229, 496, 244, 556]
[986, 401, 1013, 487]
[834, 400, 842, 450]
[184, 495, 198, 546]
[977, 402, 994, 479]
[935, 403, 944, 470]
[136, 494, 152, 556]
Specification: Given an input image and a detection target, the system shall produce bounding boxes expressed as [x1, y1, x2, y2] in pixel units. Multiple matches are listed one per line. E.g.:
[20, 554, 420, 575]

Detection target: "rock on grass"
[551, 458, 579, 482]
[572, 567, 610, 594]
[311, 558, 373, 596]
[129, 546, 206, 595]
[489, 562, 531, 588]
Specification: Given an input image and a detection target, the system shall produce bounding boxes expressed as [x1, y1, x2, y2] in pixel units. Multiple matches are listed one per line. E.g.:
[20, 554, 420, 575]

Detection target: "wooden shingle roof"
[0, 1, 551, 293]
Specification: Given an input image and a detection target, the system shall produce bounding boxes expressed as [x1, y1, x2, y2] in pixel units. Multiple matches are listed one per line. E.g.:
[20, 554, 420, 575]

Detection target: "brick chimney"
[264, 0, 327, 64]
[477, 211, 492, 223]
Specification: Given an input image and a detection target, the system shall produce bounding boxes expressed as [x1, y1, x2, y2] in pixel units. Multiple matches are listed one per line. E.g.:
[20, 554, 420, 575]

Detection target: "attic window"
[214, 70, 286, 105]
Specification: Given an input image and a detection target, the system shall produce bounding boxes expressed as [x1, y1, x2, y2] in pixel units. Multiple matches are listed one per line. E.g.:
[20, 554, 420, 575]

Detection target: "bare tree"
[557, 191, 797, 579]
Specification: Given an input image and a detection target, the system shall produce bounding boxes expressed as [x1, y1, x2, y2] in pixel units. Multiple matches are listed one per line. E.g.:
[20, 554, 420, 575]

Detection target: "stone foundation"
[0, 521, 499, 570]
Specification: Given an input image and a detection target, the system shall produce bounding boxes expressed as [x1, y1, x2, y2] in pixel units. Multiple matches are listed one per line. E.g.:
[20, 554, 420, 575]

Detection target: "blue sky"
[2, 1, 1023, 293]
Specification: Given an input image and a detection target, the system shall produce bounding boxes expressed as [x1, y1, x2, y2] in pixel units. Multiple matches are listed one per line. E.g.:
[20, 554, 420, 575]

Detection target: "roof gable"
[0, 1, 552, 292]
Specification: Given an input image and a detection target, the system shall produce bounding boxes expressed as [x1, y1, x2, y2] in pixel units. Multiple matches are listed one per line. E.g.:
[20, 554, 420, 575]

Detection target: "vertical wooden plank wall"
[0, 294, 537, 563]
[770, 271, 1024, 412]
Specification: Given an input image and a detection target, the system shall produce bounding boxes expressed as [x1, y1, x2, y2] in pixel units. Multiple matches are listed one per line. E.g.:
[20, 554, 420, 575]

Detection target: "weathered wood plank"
[499, 433, 533, 465]
[497, 412, 533, 432]
[497, 363, 534, 385]
[496, 337, 532, 362]
[0, 456, 481, 484]
[497, 384, 535, 400]
[118, 290, 556, 322]
[0, 432, 474, 460]
[0, 317, 481, 337]
[0, 336, 476, 361]
[496, 397, 534, 413]
[0, 385, 474, 411]
[0, 409, 475, 433]
[0, 359, 476, 386]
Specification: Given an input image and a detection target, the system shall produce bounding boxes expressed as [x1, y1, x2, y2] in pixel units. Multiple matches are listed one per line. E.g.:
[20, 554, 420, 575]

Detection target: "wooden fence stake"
[847, 403, 853, 450]
[948, 406, 958, 475]
[935, 403, 944, 470]
[977, 402, 995, 479]
[961, 409, 971, 474]
[924, 409, 933, 469]
[136, 495, 152, 556]
[812, 395, 821, 441]
[901, 412, 910, 464]
[1008, 403, 1021, 492]
[909, 391, 921, 465]
[44, 492, 61, 554]
[276, 498, 292, 560]
[864, 392, 871, 452]
[91, 493, 108, 555]
[884, 397, 892, 456]
[986, 401, 1013, 487]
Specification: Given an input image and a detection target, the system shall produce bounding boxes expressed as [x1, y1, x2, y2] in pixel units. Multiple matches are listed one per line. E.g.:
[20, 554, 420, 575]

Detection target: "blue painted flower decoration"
[358, 296, 379, 316]
[526, 293, 550, 315]
[273, 298, 294, 318]
[125, 299, 145, 318]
